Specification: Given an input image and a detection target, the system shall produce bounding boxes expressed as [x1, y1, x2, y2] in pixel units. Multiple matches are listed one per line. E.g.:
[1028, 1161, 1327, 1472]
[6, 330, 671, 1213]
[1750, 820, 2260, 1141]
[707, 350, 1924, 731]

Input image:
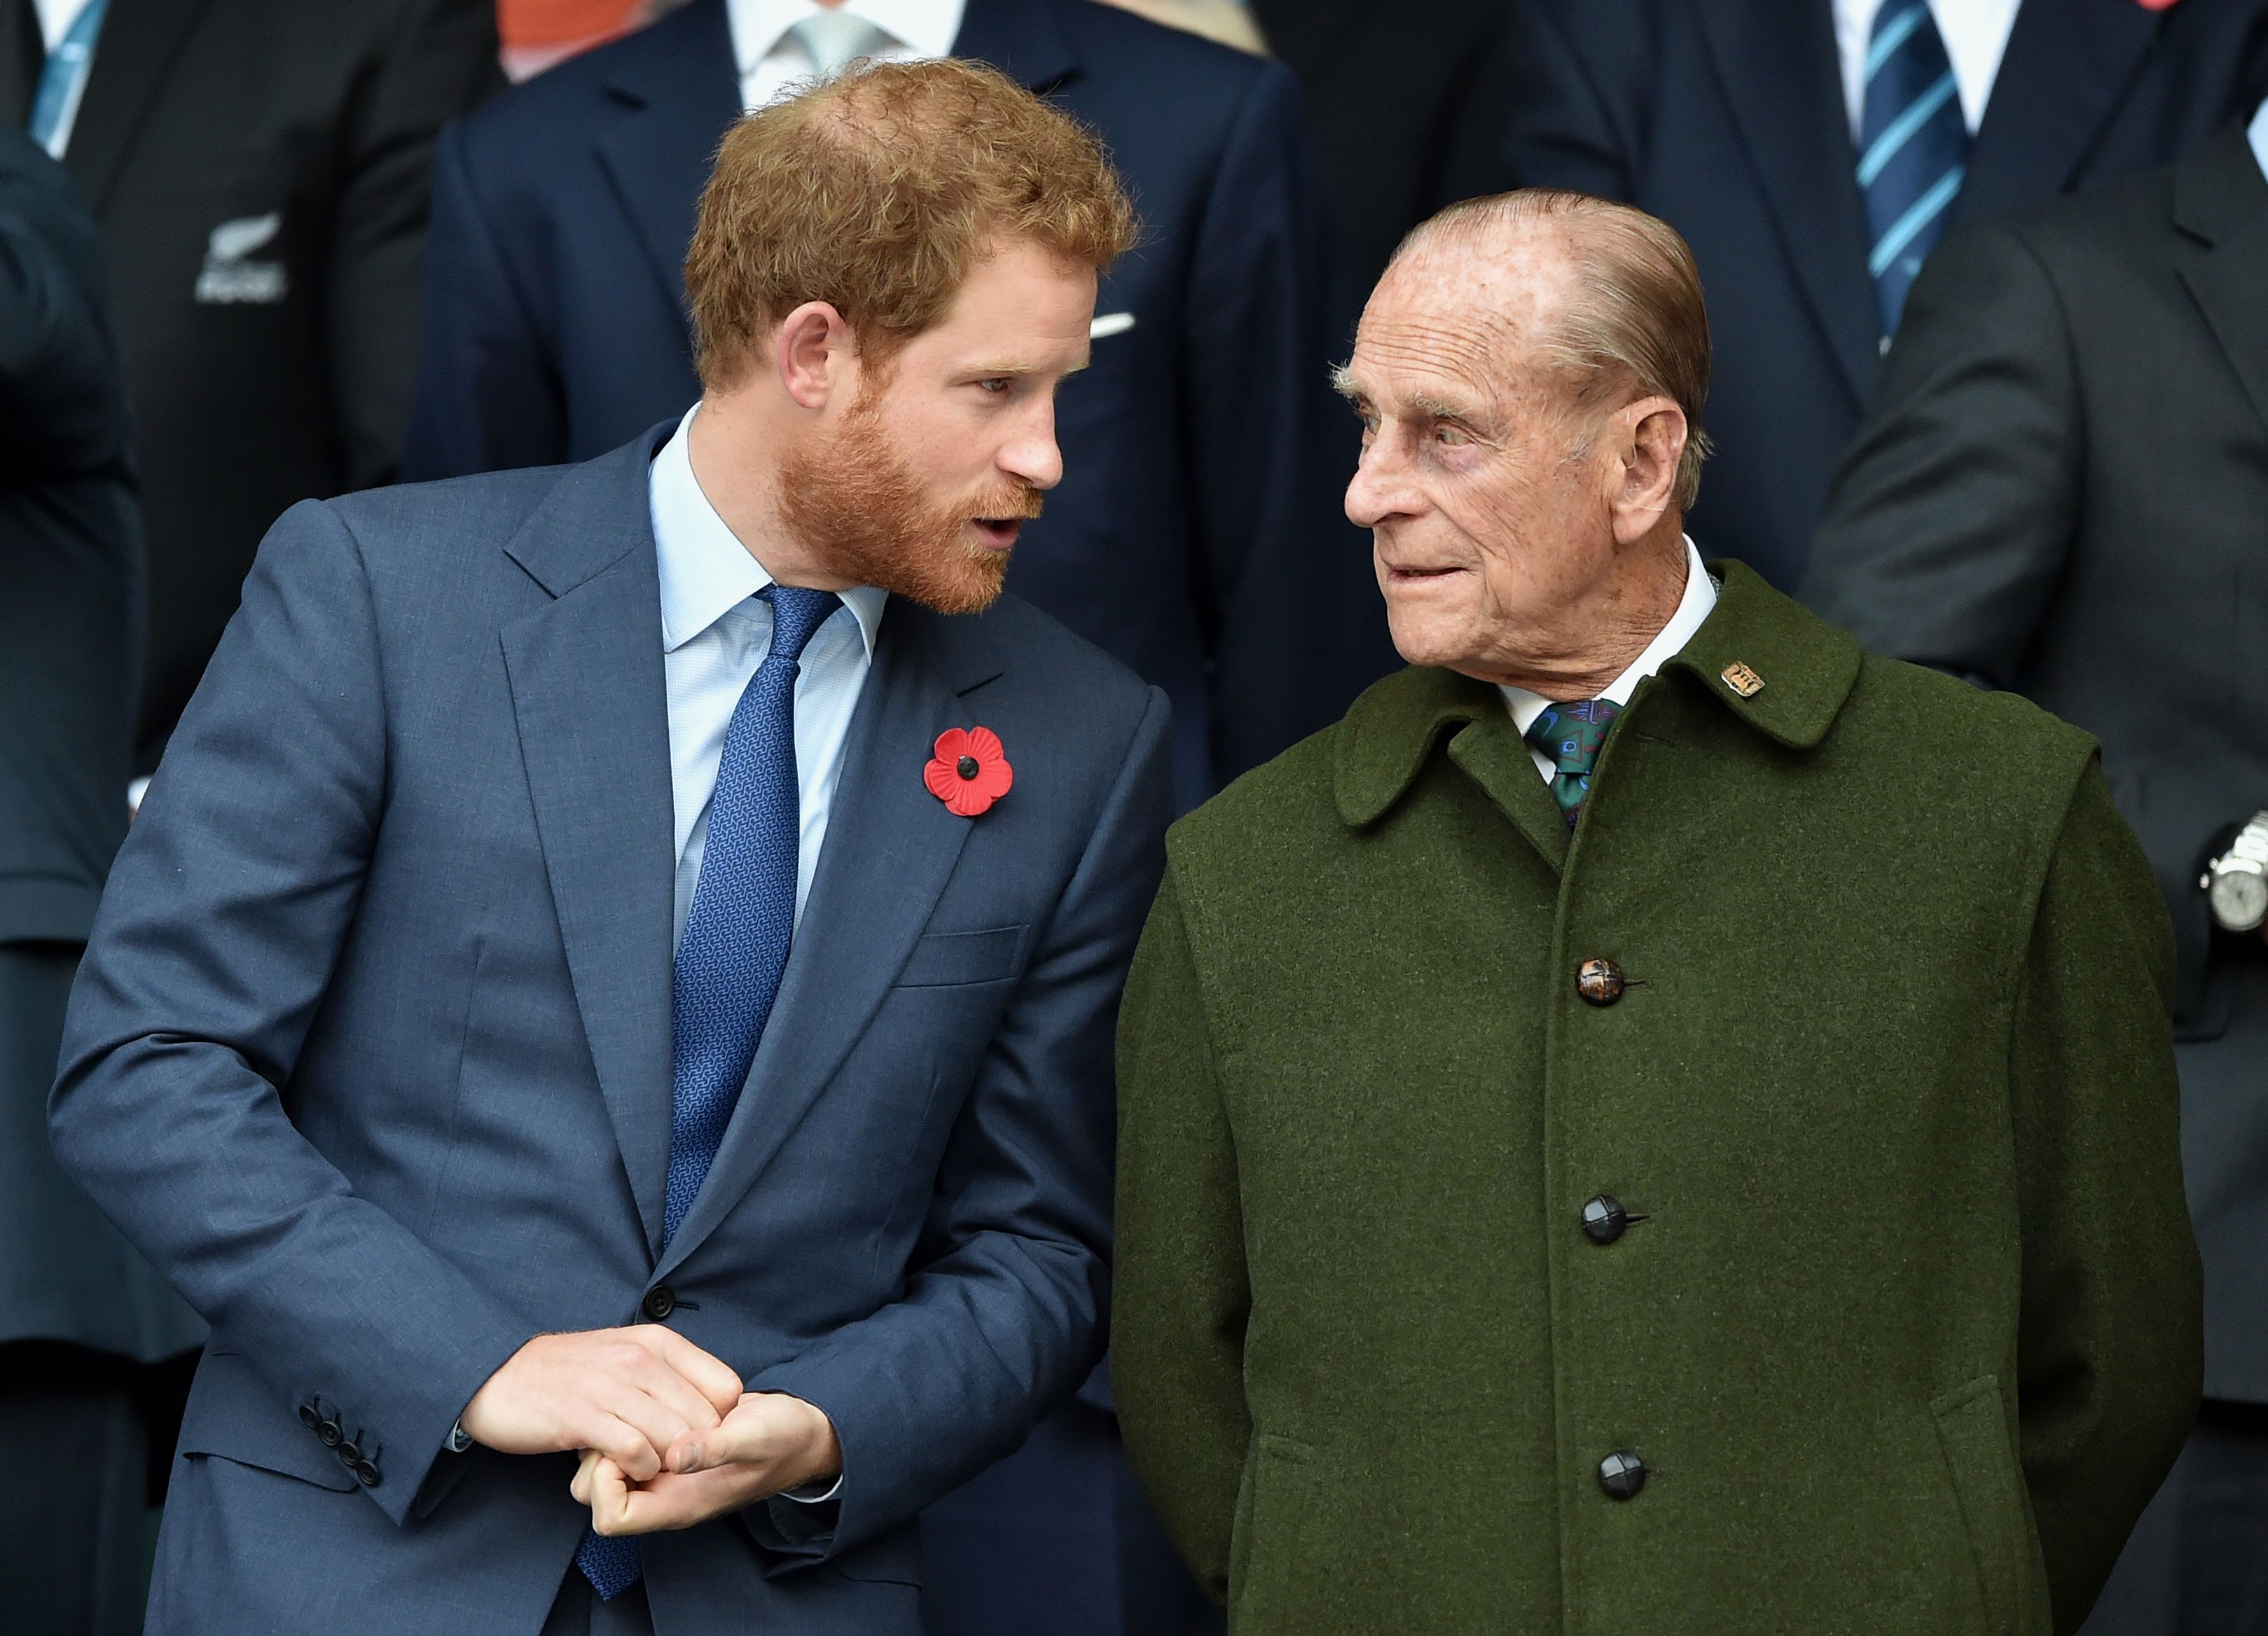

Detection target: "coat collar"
[1334, 560, 1861, 831]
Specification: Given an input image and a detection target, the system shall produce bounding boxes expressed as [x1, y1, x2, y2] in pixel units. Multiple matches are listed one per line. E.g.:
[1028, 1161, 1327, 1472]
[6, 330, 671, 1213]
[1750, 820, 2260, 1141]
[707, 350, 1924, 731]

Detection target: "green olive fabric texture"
[1113, 564, 2201, 1636]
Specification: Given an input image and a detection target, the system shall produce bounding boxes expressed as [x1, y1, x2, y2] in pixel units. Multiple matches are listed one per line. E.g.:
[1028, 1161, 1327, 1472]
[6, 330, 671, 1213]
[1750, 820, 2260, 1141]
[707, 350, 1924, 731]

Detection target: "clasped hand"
[459, 1327, 841, 1537]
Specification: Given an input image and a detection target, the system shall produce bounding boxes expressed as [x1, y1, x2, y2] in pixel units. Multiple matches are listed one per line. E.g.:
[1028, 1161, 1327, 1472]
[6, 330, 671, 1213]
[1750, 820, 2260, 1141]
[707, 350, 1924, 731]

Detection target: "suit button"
[1582, 1195, 1631, 1245]
[354, 1460, 381, 1487]
[1598, 1450, 1647, 1500]
[335, 1440, 361, 1464]
[316, 1419, 343, 1448]
[642, 1286, 677, 1321]
[1576, 959, 1626, 1006]
[298, 1403, 321, 1432]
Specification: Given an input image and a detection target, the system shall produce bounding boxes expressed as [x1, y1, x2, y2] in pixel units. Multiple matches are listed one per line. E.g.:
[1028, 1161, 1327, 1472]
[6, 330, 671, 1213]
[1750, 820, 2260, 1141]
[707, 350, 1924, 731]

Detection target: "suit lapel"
[2173, 127, 2268, 439]
[498, 436, 680, 1256]
[656, 601, 1005, 1277]
[1958, 0, 2160, 222]
[1690, 0, 1878, 405]
[950, 0, 1080, 92]
[595, 0, 741, 335]
[62, 0, 222, 212]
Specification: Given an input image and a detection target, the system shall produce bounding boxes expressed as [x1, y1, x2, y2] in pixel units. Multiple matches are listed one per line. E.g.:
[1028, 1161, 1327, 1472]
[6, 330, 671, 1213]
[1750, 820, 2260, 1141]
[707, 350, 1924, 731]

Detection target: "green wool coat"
[1113, 564, 2200, 1636]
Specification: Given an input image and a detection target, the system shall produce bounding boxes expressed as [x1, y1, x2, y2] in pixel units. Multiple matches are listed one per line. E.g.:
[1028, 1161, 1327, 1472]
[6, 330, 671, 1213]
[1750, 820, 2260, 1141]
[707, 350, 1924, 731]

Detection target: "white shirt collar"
[1498, 536, 1720, 732]
[651, 408, 887, 658]
[2250, 97, 2268, 185]
[725, 0, 964, 74]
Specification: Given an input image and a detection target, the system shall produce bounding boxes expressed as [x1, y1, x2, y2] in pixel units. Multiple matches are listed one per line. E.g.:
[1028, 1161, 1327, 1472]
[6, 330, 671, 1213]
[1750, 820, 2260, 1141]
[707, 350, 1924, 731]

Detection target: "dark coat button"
[642, 1286, 677, 1321]
[316, 1419, 343, 1448]
[1576, 959, 1626, 1006]
[298, 1403, 321, 1431]
[1582, 1195, 1631, 1245]
[335, 1439, 361, 1464]
[1598, 1450, 1647, 1499]
[354, 1460, 381, 1487]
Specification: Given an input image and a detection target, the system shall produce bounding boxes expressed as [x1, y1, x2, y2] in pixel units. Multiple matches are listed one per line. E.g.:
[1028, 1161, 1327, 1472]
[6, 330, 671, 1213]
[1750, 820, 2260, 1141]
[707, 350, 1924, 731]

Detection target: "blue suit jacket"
[400, 0, 1394, 814]
[1502, 0, 2268, 590]
[49, 427, 1173, 1635]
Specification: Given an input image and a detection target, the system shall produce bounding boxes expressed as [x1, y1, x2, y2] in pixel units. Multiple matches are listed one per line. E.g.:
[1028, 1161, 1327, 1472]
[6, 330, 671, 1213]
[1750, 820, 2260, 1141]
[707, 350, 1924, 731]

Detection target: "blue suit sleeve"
[1182, 61, 1396, 783]
[743, 686, 1175, 1563]
[49, 500, 531, 1526]
[1501, 0, 1646, 197]
[400, 120, 569, 480]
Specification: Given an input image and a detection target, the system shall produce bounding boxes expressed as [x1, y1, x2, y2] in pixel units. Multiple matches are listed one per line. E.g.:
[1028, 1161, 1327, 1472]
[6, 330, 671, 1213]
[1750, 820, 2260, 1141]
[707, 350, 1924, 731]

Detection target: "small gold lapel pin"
[1721, 662, 1765, 698]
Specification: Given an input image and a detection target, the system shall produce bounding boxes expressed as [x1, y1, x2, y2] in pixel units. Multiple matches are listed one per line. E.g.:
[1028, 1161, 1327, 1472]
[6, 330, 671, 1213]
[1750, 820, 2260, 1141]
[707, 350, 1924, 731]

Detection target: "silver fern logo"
[195, 212, 286, 304]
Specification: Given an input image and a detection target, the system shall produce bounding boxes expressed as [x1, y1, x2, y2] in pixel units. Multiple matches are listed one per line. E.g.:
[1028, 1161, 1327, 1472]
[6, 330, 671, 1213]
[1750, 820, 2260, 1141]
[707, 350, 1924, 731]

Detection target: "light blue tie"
[784, 11, 895, 78]
[1857, 0, 1970, 336]
[28, 0, 108, 156]
[576, 584, 841, 1602]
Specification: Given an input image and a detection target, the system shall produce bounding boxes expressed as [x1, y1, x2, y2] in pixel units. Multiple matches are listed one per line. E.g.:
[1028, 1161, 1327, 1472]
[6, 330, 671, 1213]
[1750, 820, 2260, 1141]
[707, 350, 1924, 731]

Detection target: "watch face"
[2211, 867, 2268, 932]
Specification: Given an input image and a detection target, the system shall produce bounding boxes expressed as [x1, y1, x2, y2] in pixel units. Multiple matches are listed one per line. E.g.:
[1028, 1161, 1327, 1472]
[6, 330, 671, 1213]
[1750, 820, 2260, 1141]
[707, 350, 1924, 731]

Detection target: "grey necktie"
[785, 10, 897, 78]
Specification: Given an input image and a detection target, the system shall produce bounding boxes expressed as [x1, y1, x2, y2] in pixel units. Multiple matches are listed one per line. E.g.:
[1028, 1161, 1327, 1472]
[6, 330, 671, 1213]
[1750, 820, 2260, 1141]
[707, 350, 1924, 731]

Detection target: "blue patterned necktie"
[576, 583, 841, 1602]
[28, 0, 108, 156]
[1857, 0, 1970, 336]
[1523, 699, 1622, 829]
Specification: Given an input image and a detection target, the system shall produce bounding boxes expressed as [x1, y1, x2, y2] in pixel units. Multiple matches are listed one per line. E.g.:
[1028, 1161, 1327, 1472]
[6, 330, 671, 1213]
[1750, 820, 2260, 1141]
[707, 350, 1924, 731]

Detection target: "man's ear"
[1610, 396, 1687, 545]
[777, 302, 853, 410]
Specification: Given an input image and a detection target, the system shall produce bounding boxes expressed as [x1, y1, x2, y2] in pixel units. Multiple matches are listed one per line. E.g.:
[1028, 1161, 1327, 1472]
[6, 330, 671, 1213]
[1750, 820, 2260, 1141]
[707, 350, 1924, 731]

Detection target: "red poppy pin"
[925, 726, 1014, 818]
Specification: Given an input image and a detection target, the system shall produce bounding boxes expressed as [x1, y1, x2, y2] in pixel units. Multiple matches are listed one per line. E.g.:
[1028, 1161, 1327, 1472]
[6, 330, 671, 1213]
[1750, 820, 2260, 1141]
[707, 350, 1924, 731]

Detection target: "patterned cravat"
[784, 10, 895, 77]
[576, 583, 841, 1602]
[1523, 699, 1622, 829]
[1858, 0, 1970, 336]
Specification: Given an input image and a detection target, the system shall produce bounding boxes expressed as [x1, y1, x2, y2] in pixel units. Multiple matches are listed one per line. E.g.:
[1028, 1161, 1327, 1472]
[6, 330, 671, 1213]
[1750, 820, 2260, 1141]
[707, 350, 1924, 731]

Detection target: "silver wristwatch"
[2204, 811, 2268, 934]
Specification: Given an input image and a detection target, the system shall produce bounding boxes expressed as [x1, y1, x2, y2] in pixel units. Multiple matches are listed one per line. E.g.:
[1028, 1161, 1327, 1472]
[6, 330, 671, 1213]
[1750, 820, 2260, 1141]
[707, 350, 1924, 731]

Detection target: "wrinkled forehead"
[1346, 229, 1575, 410]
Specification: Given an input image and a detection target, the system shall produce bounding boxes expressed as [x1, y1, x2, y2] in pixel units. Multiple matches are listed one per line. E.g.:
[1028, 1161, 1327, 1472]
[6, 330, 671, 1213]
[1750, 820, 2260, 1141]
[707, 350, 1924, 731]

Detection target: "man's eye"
[1433, 425, 1470, 447]
[976, 378, 1013, 395]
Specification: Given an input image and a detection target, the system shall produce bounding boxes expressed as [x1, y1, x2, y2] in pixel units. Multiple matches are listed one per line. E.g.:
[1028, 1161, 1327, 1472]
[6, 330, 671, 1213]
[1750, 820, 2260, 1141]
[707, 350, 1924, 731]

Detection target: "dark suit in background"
[0, 123, 200, 1636]
[1802, 123, 2268, 1634]
[0, 0, 502, 774]
[1248, 0, 1516, 284]
[403, 0, 1391, 818]
[1501, 0, 2268, 591]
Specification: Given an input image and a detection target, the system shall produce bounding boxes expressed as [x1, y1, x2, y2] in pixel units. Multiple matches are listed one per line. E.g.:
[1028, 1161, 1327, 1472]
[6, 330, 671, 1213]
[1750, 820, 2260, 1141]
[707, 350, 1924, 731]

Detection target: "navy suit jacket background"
[403, 0, 1396, 812]
[1501, 0, 2268, 590]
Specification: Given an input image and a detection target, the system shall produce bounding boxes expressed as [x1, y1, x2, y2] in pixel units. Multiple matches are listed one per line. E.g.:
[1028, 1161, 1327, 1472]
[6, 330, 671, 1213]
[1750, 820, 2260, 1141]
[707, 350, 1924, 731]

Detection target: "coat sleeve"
[2010, 757, 2200, 1635]
[1182, 60, 1397, 784]
[743, 688, 1175, 1562]
[1798, 218, 2081, 687]
[1112, 863, 1250, 1608]
[398, 115, 570, 481]
[325, 0, 502, 491]
[1499, 0, 1647, 198]
[0, 160, 125, 473]
[48, 501, 531, 1527]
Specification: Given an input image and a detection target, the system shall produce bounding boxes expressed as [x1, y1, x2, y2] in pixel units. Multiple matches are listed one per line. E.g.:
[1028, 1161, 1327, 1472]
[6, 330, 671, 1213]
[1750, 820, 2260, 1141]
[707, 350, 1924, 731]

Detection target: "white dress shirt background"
[650, 408, 889, 946]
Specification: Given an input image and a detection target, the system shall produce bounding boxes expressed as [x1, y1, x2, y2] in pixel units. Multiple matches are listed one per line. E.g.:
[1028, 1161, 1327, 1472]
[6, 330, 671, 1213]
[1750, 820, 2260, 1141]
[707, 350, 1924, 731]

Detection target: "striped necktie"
[27, 0, 106, 156]
[1857, 0, 1969, 337]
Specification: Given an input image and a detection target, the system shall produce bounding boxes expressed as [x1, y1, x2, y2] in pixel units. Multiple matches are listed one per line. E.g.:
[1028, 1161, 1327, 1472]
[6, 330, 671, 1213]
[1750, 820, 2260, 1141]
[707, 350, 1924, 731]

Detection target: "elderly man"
[1112, 190, 2201, 1632]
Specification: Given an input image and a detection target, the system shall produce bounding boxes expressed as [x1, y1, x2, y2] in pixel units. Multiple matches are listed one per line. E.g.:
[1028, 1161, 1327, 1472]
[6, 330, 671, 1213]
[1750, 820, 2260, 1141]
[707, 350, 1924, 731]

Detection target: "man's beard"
[776, 395, 1042, 616]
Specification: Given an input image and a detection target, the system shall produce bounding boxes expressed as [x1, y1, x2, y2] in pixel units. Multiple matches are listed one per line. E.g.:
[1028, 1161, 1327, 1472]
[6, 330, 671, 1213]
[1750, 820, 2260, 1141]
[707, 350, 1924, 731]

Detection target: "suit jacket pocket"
[177, 1349, 358, 1493]
[894, 925, 1027, 988]
[1931, 1375, 2043, 1635]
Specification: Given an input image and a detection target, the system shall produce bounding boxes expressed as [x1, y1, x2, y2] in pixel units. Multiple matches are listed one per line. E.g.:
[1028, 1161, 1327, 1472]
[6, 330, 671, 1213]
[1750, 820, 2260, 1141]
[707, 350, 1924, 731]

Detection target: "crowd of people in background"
[3, 1, 2264, 1633]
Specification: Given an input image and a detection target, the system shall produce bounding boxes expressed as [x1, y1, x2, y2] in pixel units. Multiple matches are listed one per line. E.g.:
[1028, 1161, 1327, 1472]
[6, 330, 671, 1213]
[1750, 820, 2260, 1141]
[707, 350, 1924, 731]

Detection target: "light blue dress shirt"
[651, 409, 889, 948]
[2250, 97, 2268, 182]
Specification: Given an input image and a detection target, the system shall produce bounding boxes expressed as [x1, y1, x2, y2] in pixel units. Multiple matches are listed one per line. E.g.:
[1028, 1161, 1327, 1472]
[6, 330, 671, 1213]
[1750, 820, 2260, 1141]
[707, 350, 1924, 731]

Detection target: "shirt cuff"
[777, 1471, 842, 1503]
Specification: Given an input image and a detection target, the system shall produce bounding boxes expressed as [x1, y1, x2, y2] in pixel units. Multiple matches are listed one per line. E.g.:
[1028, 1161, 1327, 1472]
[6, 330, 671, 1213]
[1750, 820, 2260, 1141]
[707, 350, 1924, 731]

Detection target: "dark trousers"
[2080, 1400, 2268, 1634]
[0, 1343, 152, 1636]
[920, 1396, 1219, 1636]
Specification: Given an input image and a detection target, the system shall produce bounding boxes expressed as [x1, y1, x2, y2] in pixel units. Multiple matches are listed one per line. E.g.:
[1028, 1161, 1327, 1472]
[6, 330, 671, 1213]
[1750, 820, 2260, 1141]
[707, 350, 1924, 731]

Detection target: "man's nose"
[1344, 436, 1408, 529]
[1001, 403, 1065, 492]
